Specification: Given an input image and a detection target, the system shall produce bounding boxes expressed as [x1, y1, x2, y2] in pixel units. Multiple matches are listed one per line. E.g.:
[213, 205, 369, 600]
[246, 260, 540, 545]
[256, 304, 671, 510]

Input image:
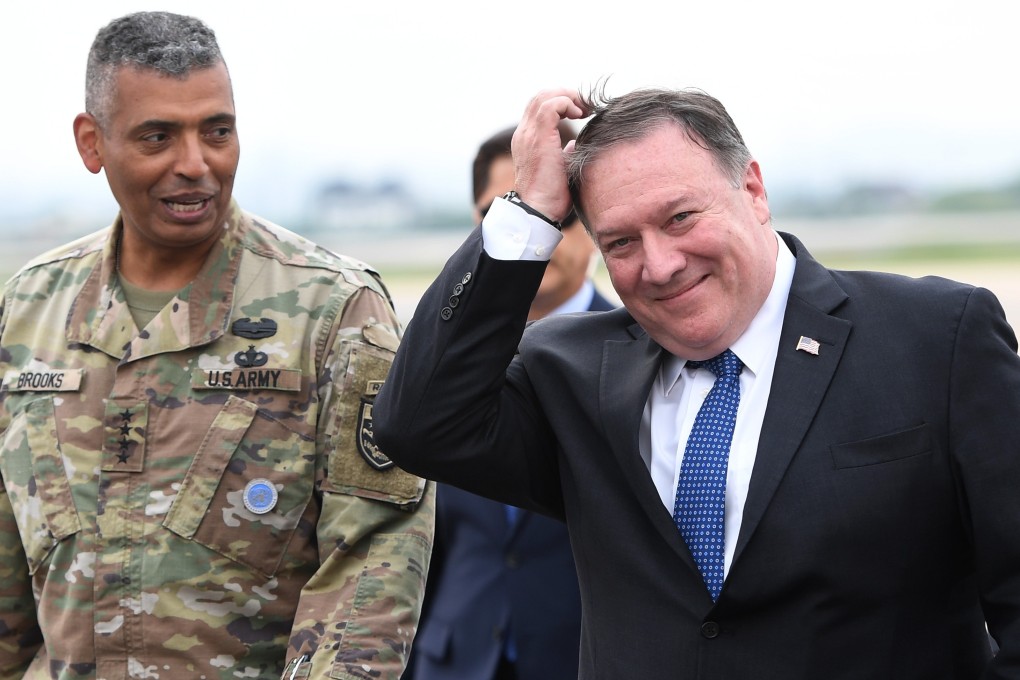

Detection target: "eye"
[671, 211, 691, 224]
[602, 236, 634, 253]
[207, 125, 233, 140]
[141, 131, 168, 143]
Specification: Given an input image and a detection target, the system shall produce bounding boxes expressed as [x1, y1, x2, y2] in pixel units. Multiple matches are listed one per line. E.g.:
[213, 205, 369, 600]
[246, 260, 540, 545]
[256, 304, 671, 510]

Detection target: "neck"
[117, 232, 216, 291]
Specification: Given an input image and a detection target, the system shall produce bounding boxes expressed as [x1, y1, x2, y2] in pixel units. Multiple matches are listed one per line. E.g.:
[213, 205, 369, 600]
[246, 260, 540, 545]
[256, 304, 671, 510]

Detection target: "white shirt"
[483, 197, 797, 576]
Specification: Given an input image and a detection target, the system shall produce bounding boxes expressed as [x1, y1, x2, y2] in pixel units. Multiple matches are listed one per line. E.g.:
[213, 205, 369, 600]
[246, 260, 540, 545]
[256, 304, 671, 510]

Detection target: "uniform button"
[452, 283, 464, 296]
[448, 296, 459, 308]
[440, 307, 453, 321]
[461, 272, 472, 284]
[535, 246, 546, 257]
[701, 621, 721, 639]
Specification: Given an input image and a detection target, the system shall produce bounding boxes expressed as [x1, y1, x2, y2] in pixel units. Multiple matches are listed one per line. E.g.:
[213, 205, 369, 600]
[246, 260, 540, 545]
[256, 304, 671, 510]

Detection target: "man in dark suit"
[375, 87, 1020, 679]
[405, 124, 612, 680]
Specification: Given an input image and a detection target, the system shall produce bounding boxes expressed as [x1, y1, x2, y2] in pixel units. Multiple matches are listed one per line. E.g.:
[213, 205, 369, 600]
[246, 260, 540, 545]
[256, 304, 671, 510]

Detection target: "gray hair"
[567, 86, 753, 227]
[86, 12, 225, 126]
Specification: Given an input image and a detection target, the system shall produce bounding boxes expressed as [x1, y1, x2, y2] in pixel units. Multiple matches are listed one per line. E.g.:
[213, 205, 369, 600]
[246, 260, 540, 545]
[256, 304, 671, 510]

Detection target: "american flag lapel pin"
[796, 336, 820, 355]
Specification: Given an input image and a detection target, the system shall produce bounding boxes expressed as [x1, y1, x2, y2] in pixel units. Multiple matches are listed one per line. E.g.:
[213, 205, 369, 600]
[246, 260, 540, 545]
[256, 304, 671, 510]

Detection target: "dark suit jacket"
[377, 230, 1020, 679]
[404, 289, 612, 680]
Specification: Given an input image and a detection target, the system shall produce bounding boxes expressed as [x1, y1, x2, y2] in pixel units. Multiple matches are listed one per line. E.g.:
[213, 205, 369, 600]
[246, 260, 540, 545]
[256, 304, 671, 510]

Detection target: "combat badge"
[357, 380, 394, 470]
[231, 317, 278, 339]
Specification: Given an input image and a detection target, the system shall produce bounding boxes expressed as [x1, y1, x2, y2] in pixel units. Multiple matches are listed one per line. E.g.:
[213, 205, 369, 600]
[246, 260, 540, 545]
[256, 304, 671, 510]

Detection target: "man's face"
[476, 154, 596, 320]
[81, 62, 239, 259]
[581, 123, 776, 360]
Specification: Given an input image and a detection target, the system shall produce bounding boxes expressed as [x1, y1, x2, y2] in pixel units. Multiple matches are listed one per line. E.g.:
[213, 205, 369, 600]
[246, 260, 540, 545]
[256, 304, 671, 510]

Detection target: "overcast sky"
[2, 0, 1018, 226]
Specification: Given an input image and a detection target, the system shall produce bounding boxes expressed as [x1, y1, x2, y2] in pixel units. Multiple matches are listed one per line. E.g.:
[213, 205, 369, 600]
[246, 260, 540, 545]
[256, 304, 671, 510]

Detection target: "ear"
[743, 160, 771, 225]
[73, 113, 104, 174]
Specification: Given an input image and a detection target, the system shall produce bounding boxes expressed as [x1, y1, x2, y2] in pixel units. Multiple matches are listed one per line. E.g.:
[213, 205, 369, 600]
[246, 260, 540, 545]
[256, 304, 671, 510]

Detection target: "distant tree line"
[775, 175, 1020, 217]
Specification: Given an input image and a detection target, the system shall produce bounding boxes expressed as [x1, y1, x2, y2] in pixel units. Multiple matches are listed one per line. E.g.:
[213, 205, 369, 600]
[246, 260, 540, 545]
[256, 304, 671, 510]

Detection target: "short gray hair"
[86, 12, 225, 126]
[567, 86, 752, 227]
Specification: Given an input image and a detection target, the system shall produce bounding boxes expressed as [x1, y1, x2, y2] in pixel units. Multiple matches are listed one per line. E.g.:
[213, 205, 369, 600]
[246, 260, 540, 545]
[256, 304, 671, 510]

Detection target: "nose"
[173, 134, 209, 180]
[641, 232, 686, 285]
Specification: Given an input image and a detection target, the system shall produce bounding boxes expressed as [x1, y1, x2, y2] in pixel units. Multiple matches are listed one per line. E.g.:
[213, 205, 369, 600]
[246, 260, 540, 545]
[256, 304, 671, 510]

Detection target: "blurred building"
[311, 179, 419, 231]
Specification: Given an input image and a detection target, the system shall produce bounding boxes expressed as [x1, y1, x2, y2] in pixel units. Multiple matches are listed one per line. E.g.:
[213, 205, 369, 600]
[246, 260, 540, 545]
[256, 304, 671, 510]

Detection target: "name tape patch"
[192, 368, 301, 391]
[5, 369, 84, 392]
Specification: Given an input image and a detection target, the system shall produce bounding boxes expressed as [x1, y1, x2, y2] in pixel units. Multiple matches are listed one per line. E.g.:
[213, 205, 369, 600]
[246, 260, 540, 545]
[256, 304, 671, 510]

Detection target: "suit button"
[461, 272, 472, 285]
[448, 295, 460, 308]
[452, 283, 464, 296]
[701, 621, 720, 639]
[440, 307, 453, 321]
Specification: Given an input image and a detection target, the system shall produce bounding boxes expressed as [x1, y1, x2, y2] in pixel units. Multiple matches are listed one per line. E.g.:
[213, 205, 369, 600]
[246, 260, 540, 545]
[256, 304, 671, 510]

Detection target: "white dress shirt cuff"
[481, 196, 563, 261]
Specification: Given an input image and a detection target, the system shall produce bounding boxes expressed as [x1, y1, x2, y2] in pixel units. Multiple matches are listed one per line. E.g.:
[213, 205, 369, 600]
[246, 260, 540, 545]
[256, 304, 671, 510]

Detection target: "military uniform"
[0, 203, 434, 680]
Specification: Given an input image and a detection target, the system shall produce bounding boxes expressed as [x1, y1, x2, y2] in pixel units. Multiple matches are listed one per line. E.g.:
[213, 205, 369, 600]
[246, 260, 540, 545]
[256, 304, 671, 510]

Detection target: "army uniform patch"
[192, 368, 302, 391]
[357, 380, 393, 470]
[5, 368, 84, 392]
[243, 478, 279, 515]
[231, 317, 278, 339]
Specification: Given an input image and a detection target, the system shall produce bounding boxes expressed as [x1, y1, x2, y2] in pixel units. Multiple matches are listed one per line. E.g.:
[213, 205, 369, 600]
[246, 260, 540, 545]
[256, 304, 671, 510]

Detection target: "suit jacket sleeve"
[374, 229, 565, 517]
[949, 287, 1020, 674]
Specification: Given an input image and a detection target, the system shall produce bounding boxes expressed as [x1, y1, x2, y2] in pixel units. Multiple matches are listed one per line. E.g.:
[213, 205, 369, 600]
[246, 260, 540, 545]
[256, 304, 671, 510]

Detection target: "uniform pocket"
[0, 397, 82, 574]
[163, 394, 314, 577]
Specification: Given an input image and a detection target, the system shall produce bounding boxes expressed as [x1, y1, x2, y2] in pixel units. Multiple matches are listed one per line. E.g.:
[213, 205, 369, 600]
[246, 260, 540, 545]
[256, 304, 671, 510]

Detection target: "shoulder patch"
[356, 380, 391, 470]
[326, 341, 424, 507]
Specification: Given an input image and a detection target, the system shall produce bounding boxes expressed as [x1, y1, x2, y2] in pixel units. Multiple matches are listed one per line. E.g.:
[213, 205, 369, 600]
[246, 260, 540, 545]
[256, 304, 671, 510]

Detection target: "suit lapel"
[732, 234, 852, 565]
[601, 323, 700, 572]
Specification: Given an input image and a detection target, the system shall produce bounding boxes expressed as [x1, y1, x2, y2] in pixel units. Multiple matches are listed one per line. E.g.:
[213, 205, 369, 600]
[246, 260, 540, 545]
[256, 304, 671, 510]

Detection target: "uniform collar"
[66, 201, 245, 361]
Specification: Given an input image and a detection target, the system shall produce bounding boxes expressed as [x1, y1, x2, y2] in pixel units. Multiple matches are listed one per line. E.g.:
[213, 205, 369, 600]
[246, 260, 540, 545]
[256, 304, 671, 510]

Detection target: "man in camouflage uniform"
[0, 11, 434, 680]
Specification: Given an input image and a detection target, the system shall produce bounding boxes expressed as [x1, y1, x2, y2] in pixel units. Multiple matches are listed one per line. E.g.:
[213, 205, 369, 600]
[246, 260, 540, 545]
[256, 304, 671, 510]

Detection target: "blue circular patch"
[243, 478, 278, 515]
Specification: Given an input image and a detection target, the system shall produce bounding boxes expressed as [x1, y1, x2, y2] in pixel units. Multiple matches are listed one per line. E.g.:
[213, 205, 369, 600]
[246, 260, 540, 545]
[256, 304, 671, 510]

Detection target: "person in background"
[375, 86, 1020, 679]
[0, 12, 433, 679]
[403, 123, 612, 680]
[472, 124, 614, 321]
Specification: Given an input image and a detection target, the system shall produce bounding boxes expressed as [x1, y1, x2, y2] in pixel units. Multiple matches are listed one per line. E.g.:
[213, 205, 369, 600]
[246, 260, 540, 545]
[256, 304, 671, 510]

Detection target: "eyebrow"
[131, 112, 237, 132]
[592, 195, 693, 241]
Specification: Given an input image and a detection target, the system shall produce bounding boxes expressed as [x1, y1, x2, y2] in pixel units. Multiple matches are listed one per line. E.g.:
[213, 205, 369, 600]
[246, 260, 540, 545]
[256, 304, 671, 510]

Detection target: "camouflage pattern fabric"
[0, 203, 435, 680]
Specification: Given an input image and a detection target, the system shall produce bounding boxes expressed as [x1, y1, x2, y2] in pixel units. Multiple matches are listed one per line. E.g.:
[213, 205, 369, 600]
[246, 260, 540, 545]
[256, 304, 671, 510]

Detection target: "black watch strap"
[502, 191, 562, 231]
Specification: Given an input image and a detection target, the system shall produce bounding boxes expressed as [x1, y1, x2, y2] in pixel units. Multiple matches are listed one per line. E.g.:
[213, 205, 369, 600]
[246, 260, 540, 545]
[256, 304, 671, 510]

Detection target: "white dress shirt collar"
[658, 232, 796, 396]
[550, 279, 596, 316]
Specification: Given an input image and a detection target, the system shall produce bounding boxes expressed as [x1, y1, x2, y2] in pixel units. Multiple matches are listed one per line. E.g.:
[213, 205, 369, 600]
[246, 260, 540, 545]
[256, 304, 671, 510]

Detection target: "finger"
[522, 89, 587, 122]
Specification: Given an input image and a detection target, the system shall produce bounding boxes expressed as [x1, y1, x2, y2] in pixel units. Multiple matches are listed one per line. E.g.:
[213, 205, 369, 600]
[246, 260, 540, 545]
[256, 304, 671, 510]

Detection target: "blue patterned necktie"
[672, 349, 743, 602]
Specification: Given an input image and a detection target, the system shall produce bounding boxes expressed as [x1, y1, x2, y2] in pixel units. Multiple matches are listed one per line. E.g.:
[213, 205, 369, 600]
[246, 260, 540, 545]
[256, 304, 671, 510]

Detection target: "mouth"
[164, 198, 210, 213]
[656, 274, 708, 302]
[161, 196, 215, 222]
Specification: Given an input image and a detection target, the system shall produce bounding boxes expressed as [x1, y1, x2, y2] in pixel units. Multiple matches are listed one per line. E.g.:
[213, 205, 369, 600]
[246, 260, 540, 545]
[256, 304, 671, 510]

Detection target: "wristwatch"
[503, 191, 562, 231]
